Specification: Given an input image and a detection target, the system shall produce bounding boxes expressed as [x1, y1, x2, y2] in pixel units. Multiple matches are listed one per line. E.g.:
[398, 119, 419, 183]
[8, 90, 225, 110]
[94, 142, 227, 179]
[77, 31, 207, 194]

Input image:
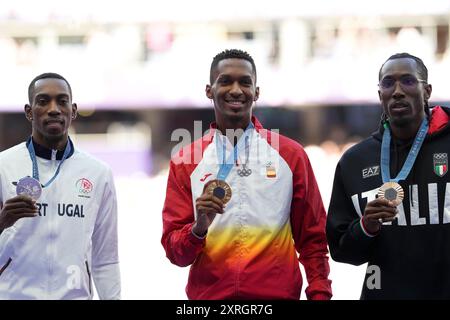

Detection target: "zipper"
[51, 149, 57, 161]
[47, 151, 57, 298]
[85, 261, 92, 295]
[0, 258, 12, 277]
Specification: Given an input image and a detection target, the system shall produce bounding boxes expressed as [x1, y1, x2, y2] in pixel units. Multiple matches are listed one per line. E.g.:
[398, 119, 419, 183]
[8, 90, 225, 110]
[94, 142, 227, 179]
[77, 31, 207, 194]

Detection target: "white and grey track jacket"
[0, 138, 120, 299]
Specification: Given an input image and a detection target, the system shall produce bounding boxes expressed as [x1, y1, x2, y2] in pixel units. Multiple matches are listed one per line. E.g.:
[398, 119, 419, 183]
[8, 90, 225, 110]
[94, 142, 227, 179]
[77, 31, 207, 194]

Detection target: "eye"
[401, 75, 418, 87]
[59, 99, 69, 106]
[380, 78, 395, 89]
[217, 78, 230, 85]
[240, 79, 253, 86]
[37, 98, 48, 106]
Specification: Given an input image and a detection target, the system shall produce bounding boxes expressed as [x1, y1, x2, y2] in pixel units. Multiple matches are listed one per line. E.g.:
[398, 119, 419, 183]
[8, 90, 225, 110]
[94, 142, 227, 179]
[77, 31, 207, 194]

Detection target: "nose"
[47, 100, 61, 115]
[229, 82, 243, 96]
[392, 80, 405, 99]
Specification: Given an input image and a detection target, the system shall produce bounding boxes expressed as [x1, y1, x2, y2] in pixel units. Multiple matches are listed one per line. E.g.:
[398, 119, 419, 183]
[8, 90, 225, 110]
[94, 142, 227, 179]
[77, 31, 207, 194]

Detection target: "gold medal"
[204, 179, 232, 204]
[378, 182, 404, 206]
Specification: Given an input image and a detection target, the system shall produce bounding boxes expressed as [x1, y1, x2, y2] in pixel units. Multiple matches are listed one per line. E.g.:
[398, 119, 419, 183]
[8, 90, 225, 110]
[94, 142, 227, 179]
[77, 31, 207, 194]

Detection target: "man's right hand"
[193, 193, 224, 238]
[0, 195, 38, 232]
[363, 198, 397, 234]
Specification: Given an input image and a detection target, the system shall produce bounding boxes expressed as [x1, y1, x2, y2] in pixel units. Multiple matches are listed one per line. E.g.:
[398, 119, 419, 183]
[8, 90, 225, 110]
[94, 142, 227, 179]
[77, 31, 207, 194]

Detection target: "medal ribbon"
[27, 137, 72, 187]
[216, 122, 254, 181]
[380, 118, 428, 183]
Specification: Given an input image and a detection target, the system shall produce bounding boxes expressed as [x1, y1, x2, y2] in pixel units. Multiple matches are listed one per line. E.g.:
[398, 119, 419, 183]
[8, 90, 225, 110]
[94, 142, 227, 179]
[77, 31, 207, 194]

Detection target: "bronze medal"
[378, 182, 404, 206]
[204, 179, 232, 204]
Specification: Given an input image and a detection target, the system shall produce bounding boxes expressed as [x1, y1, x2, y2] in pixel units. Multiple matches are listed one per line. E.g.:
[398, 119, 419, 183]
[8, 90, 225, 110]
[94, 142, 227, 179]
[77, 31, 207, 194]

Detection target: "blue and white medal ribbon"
[18, 138, 72, 200]
[215, 122, 254, 181]
[378, 118, 428, 206]
[206, 123, 254, 203]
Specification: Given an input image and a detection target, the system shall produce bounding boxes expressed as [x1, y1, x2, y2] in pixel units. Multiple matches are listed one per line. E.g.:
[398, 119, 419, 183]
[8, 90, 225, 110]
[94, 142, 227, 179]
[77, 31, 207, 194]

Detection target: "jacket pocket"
[0, 258, 12, 277]
[85, 261, 92, 295]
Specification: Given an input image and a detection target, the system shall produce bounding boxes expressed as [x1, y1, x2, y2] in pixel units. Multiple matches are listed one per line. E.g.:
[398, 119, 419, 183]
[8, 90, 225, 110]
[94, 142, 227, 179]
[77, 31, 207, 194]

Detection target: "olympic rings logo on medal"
[76, 178, 93, 194]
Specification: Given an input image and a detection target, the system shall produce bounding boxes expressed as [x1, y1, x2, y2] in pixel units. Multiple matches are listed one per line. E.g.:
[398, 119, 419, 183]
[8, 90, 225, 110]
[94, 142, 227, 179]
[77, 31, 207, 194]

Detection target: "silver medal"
[16, 176, 42, 200]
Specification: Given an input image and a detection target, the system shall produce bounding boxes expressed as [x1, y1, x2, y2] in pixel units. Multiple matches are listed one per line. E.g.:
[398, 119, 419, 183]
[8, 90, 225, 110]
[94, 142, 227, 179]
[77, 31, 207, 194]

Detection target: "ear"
[254, 87, 260, 101]
[424, 83, 432, 101]
[71, 103, 78, 120]
[205, 84, 213, 99]
[378, 89, 382, 102]
[24, 104, 32, 122]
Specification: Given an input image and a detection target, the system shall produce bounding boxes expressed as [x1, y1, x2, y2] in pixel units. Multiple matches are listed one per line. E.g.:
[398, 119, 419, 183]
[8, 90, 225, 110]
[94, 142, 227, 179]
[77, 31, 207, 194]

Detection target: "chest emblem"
[433, 153, 448, 177]
[76, 178, 93, 198]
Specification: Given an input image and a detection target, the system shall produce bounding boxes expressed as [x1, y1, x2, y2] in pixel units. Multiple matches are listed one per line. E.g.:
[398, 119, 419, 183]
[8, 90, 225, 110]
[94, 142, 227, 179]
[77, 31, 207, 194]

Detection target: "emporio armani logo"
[362, 166, 380, 179]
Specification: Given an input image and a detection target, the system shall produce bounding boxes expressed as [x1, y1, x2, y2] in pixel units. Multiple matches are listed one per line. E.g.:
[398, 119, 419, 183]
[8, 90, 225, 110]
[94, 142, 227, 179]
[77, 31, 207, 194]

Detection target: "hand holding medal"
[363, 198, 398, 233]
[193, 181, 227, 237]
[0, 193, 38, 231]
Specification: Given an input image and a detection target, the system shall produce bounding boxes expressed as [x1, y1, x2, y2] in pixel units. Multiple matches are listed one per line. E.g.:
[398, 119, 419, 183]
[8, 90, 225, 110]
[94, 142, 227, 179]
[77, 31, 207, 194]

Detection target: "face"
[206, 58, 259, 128]
[378, 58, 432, 128]
[25, 78, 77, 148]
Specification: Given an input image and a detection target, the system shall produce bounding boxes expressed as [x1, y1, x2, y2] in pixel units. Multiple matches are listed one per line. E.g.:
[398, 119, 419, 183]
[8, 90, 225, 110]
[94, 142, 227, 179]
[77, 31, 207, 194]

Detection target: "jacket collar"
[208, 116, 264, 141]
[373, 106, 450, 141]
[25, 136, 75, 160]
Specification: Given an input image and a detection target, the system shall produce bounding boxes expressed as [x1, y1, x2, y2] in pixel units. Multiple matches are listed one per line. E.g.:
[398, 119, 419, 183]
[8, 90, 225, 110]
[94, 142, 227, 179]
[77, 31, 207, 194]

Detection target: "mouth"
[389, 101, 410, 114]
[224, 99, 246, 111]
[44, 119, 64, 131]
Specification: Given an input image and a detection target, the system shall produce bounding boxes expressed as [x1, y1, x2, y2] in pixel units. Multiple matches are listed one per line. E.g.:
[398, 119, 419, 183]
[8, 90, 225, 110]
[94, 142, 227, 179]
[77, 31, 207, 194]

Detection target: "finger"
[196, 201, 223, 213]
[210, 195, 224, 207]
[366, 201, 398, 210]
[5, 195, 35, 206]
[3, 202, 38, 211]
[197, 206, 222, 215]
[15, 212, 38, 218]
[366, 212, 397, 221]
[4, 208, 38, 216]
[4, 198, 36, 207]
[365, 205, 397, 215]
[197, 195, 224, 208]
[370, 198, 397, 208]
[198, 206, 222, 215]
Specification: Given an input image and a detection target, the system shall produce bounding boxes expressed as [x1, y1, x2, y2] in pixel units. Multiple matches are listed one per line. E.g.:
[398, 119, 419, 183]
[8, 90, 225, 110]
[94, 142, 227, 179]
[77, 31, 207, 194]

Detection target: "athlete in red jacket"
[162, 49, 331, 300]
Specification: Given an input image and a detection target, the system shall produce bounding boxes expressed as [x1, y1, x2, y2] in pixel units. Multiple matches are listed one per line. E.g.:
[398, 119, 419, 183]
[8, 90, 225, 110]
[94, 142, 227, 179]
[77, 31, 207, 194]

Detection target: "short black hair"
[210, 49, 257, 84]
[378, 52, 428, 81]
[28, 72, 72, 104]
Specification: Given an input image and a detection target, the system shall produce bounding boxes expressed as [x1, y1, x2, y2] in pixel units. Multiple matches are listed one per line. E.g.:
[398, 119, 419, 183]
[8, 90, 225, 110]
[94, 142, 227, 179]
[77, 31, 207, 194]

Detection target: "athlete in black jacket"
[327, 53, 450, 299]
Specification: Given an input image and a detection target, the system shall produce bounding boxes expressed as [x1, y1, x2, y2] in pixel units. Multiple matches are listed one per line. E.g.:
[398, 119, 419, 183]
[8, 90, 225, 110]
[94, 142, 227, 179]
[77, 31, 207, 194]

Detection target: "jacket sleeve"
[290, 150, 332, 300]
[161, 160, 205, 267]
[91, 168, 121, 300]
[326, 162, 376, 266]
[0, 175, 16, 267]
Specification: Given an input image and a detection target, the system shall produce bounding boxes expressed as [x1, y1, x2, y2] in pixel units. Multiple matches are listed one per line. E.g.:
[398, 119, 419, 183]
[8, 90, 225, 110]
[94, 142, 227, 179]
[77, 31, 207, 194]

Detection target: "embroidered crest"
[76, 178, 93, 198]
[433, 153, 448, 177]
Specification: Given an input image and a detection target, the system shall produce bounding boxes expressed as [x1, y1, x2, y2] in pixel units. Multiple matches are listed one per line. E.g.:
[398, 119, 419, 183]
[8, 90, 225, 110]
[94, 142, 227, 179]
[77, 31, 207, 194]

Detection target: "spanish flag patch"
[266, 166, 276, 178]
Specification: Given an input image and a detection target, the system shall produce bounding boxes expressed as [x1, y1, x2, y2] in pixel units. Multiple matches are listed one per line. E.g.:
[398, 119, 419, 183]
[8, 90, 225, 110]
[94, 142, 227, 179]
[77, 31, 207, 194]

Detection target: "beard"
[389, 116, 412, 128]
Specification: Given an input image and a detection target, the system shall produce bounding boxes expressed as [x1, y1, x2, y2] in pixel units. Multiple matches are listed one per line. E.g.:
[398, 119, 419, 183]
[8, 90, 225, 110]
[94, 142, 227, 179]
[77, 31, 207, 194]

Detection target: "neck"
[33, 135, 68, 151]
[389, 118, 424, 141]
[216, 117, 251, 145]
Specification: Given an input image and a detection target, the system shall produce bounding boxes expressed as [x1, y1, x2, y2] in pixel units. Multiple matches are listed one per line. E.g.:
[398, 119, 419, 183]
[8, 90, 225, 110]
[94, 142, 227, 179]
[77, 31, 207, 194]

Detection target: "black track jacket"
[327, 106, 450, 299]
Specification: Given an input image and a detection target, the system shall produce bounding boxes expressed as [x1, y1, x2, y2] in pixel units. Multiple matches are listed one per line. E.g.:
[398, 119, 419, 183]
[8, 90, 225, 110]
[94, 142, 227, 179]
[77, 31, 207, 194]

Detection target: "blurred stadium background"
[1, 0, 449, 299]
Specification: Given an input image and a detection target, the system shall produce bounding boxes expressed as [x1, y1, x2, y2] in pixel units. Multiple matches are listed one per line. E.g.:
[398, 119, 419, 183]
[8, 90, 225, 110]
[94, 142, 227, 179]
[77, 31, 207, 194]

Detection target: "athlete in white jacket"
[0, 73, 121, 299]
